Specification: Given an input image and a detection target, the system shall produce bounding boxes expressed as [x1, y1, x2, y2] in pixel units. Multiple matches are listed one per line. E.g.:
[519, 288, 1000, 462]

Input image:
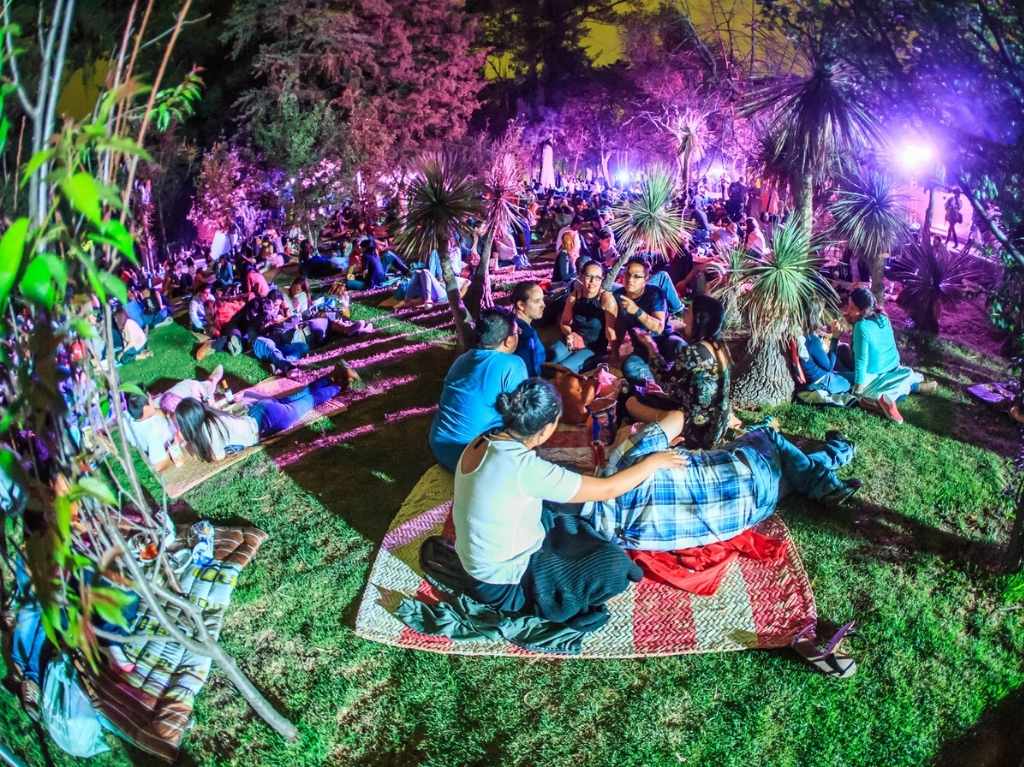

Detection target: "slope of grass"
[2, 310, 1022, 767]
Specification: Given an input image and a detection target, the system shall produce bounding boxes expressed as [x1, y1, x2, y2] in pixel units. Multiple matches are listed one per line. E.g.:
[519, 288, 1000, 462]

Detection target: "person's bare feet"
[208, 364, 224, 389]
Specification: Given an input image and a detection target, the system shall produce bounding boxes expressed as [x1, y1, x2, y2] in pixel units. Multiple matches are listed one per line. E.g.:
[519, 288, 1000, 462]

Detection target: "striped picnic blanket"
[77, 527, 266, 762]
[355, 421, 818, 658]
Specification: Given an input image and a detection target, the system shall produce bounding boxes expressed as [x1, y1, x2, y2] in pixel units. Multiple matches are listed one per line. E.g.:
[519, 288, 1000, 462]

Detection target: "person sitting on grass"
[608, 258, 686, 371]
[428, 309, 528, 472]
[113, 307, 150, 364]
[552, 230, 581, 284]
[838, 288, 935, 423]
[797, 301, 853, 401]
[620, 295, 733, 450]
[511, 281, 547, 378]
[174, 365, 357, 463]
[548, 260, 615, 373]
[430, 378, 684, 629]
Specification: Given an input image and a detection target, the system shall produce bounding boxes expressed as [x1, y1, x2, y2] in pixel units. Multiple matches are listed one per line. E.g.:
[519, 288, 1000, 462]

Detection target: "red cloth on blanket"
[628, 529, 788, 596]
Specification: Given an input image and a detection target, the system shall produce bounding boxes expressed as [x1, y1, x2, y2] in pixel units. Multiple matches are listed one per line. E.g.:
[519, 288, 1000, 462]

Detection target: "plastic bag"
[41, 656, 110, 757]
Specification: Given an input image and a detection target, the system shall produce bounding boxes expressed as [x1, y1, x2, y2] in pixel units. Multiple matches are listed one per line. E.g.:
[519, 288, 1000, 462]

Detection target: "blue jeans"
[548, 341, 598, 373]
[382, 251, 411, 276]
[807, 371, 851, 395]
[738, 426, 853, 503]
[253, 336, 299, 373]
[621, 335, 687, 385]
[247, 376, 340, 436]
[648, 271, 684, 315]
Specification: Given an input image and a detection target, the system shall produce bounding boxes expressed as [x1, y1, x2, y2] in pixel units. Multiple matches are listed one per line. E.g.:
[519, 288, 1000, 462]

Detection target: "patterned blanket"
[355, 424, 818, 658]
[78, 527, 266, 762]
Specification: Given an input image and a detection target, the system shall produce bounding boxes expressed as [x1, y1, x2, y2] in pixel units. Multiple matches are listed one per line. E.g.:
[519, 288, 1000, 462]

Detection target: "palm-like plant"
[828, 170, 910, 302]
[744, 54, 879, 238]
[603, 166, 686, 291]
[890, 239, 988, 334]
[732, 219, 840, 406]
[464, 151, 522, 321]
[396, 153, 483, 350]
[705, 246, 749, 332]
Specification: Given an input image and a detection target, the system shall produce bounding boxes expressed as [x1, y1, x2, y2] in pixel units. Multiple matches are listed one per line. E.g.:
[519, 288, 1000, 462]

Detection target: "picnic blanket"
[355, 426, 818, 658]
[77, 526, 266, 762]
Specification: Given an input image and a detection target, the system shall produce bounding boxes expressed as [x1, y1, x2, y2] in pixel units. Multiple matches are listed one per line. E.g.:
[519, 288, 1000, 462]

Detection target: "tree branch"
[1, 0, 38, 117]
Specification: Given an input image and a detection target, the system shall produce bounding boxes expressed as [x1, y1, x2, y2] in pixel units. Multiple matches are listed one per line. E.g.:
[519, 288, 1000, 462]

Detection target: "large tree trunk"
[464, 230, 495, 322]
[440, 244, 471, 350]
[732, 336, 795, 407]
[869, 250, 888, 303]
[794, 171, 814, 237]
[681, 147, 692, 207]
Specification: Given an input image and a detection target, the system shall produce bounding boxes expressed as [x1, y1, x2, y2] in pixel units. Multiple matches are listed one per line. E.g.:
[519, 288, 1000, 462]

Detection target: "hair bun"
[496, 392, 513, 415]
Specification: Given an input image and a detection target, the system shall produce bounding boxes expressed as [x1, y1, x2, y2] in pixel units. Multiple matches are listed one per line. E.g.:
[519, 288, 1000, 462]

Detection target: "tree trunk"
[600, 151, 611, 184]
[869, 250, 888, 304]
[732, 336, 795, 407]
[440, 243, 470, 350]
[922, 185, 936, 245]
[603, 248, 632, 292]
[794, 171, 814, 237]
[681, 147, 692, 206]
[464, 230, 495, 322]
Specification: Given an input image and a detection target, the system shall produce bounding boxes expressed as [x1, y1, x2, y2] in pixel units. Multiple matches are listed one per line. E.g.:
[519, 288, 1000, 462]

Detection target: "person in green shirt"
[840, 288, 935, 423]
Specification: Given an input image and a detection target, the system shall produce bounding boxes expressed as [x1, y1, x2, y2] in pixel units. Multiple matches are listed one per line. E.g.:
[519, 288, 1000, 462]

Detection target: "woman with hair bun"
[446, 378, 683, 628]
[839, 287, 934, 423]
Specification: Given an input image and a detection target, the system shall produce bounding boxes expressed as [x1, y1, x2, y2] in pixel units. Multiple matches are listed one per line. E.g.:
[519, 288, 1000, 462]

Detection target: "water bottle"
[190, 521, 215, 568]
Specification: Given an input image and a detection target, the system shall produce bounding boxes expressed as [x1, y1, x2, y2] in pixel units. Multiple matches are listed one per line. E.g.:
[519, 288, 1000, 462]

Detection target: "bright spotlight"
[897, 141, 935, 173]
[615, 169, 631, 186]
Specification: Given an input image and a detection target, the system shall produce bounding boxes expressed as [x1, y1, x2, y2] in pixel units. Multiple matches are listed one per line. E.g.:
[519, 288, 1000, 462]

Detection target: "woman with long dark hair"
[839, 287, 933, 423]
[174, 366, 354, 462]
[622, 294, 734, 449]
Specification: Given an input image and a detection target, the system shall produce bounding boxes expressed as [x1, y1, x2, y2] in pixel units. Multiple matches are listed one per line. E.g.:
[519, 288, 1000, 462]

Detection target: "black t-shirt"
[571, 294, 607, 351]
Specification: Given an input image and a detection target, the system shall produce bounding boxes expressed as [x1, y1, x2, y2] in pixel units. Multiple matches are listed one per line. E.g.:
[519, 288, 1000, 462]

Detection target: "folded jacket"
[628, 527, 787, 597]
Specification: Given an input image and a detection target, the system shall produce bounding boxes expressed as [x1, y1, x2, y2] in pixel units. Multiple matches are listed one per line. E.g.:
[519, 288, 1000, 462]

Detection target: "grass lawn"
[2, 298, 1023, 767]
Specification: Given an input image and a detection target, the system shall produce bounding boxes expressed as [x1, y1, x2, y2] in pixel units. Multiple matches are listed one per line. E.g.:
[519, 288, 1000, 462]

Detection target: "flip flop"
[791, 621, 858, 678]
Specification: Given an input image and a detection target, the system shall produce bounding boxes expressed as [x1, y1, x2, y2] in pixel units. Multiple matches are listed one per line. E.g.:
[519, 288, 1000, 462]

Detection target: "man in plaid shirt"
[581, 412, 860, 551]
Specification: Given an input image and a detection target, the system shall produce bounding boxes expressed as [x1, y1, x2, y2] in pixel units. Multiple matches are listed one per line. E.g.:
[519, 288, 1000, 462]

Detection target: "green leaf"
[20, 148, 54, 188]
[17, 253, 65, 309]
[91, 586, 133, 629]
[73, 317, 97, 339]
[75, 476, 117, 506]
[97, 136, 153, 162]
[119, 382, 145, 397]
[99, 271, 127, 305]
[61, 172, 103, 225]
[99, 219, 137, 264]
[0, 116, 9, 155]
[0, 217, 29, 311]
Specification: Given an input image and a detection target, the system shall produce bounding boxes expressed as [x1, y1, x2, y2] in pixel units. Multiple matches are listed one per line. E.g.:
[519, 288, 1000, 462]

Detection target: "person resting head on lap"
[174, 365, 354, 462]
[582, 411, 862, 551]
[443, 378, 684, 628]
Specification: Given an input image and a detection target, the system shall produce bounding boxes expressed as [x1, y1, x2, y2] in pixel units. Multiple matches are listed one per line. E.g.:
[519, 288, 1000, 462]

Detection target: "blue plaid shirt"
[581, 424, 779, 550]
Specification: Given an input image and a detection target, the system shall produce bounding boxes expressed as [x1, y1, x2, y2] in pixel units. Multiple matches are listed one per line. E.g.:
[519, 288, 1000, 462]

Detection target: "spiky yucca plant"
[733, 219, 840, 405]
[464, 151, 523, 321]
[604, 167, 686, 291]
[891, 239, 987, 334]
[828, 171, 909, 302]
[744, 56, 879, 238]
[706, 246, 749, 332]
[396, 153, 483, 349]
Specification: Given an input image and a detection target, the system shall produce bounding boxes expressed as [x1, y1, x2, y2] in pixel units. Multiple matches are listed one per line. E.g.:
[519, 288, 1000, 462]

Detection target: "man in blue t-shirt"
[511, 281, 546, 377]
[429, 309, 528, 471]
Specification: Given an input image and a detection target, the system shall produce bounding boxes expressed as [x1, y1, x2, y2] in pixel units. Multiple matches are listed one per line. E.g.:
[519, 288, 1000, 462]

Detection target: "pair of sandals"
[791, 621, 857, 678]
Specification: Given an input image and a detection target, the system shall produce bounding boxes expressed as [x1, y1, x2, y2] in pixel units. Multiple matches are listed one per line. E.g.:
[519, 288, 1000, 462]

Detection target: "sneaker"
[155, 315, 175, 328]
[821, 478, 863, 506]
[916, 380, 938, 395]
[877, 395, 904, 423]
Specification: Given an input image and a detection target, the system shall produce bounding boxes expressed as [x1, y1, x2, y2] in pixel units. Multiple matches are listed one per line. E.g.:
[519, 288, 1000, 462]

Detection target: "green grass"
[2, 310, 1023, 767]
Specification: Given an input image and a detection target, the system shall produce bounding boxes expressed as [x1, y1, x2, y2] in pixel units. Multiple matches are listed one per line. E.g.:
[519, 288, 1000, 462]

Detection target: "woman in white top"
[744, 216, 769, 255]
[453, 378, 683, 615]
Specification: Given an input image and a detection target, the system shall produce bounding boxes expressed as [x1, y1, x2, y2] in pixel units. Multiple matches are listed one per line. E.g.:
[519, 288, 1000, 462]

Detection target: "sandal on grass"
[791, 621, 857, 679]
[20, 678, 41, 722]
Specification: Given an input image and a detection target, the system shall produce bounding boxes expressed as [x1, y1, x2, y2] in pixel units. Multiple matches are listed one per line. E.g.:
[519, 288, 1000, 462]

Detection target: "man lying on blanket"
[581, 411, 862, 551]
